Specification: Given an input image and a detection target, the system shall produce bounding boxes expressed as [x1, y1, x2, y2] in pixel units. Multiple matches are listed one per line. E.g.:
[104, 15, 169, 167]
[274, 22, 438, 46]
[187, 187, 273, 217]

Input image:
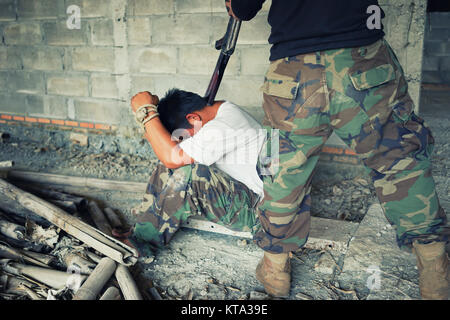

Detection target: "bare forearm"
[143, 115, 193, 169]
[130, 90, 193, 169]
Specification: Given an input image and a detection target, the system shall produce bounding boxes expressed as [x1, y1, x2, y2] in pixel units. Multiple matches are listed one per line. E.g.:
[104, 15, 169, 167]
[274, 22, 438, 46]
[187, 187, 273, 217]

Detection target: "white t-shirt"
[179, 101, 266, 198]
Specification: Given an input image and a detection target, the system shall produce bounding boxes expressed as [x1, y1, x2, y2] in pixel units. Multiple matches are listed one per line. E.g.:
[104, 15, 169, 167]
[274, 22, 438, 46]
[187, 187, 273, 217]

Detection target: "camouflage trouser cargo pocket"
[260, 54, 330, 136]
[366, 107, 447, 248]
[256, 39, 449, 254]
[132, 163, 260, 249]
[329, 40, 448, 249]
[393, 109, 435, 162]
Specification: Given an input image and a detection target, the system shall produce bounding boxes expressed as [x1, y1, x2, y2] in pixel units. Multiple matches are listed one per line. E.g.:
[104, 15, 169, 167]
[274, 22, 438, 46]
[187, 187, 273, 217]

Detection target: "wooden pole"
[13, 183, 87, 209]
[72, 257, 116, 300]
[49, 200, 78, 214]
[87, 201, 112, 236]
[0, 178, 138, 266]
[62, 252, 97, 275]
[8, 170, 147, 193]
[20, 250, 56, 267]
[0, 219, 26, 241]
[3, 262, 87, 290]
[0, 200, 52, 229]
[85, 251, 102, 264]
[114, 265, 143, 300]
[4, 275, 45, 300]
[103, 207, 123, 230]
[99, 286, 122, 300]
[0, 243, 53, 268]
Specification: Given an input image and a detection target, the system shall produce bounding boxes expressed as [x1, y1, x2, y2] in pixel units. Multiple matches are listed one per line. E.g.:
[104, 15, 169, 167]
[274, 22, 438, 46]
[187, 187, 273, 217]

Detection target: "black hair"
[157, 88, 208, 134]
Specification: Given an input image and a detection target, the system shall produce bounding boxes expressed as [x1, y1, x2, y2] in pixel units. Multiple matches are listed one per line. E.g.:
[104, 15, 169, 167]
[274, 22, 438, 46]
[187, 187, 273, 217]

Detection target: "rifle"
[204, 16, 242, 106]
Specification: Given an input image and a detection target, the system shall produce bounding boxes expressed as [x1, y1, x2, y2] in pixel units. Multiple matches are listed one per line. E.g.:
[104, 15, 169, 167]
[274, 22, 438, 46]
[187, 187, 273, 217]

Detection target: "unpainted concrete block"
[69, 0, 111, 18]
[240, 47, 270, 76]
[71, 47, 115, 72]
[3, 22, 42, 45]
[210, 0, 227, 13]
[43, 95, 68, 119]
[164, 76, 207, 96]
[127, 18, 151, 45]
[127, 0, 174, 16]
[0, 47, 21, 70]
[17, 0, 64, 19]
[73, 99, 125, 124]
[216, 77, 264, 107]
[178, 46, 239, 76]
[131, 75, 157, 94]
[90, 19, 114, 46]
[0, 0, 16, 21]
[0, 71, 8, 91]
[211, 14, 270, 46]
[25, 94, 44, 115]
[7, 71, 45, 95]
[0, 93, 27, 114]
[43, 20, 87, 46]
[152, 15, 211, 45]
[47, 76, 89, 97]
[22, 48, 64, 71]
[91, 75, 119, 99]
[236, 15, 271, 45]
[176, 0, 213, 14]
[131, 74, 208, 97]
[129, 47, 177, 74]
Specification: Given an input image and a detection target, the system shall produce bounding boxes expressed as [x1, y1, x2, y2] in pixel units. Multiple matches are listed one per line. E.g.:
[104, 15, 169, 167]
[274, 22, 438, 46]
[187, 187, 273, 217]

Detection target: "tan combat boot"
[255, 251, 291, 297]
[412, 241, 449, 300]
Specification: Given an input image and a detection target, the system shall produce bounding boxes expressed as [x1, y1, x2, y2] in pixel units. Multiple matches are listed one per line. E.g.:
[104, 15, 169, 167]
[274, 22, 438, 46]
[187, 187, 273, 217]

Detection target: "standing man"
[225, 0, 449, 299]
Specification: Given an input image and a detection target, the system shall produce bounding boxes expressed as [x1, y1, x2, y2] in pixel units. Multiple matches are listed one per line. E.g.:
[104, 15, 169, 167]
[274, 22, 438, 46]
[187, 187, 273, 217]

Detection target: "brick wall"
[422, 12, 450, 84]
[0, 0, 426, 135]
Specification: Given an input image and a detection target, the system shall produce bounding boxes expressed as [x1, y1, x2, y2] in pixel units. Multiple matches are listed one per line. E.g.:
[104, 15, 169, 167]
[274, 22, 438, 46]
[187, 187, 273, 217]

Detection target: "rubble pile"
[0, 168, 159, 301]
[311, 177, 377, 222]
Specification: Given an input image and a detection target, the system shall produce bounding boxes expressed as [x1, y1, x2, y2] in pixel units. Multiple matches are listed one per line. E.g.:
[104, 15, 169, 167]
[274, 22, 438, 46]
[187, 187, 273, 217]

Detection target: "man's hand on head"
[225, 0, 239, 20]
[131, 91, 160, 113]
[130, 91, 195, 169]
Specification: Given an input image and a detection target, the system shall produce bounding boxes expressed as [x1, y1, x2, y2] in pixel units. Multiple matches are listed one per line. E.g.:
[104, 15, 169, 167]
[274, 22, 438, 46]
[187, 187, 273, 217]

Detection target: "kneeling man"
[125, 89, 269, 256]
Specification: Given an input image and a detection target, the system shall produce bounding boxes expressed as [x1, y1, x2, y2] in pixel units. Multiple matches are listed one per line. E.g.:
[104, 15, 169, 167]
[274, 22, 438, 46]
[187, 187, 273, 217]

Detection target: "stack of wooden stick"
[0, 161, 160, 301]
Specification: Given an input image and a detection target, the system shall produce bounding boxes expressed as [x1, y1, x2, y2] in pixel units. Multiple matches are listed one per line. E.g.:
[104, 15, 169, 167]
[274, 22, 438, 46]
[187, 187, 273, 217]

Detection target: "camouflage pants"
[256, 39, 449, 253]
[131, 163, 260, 249]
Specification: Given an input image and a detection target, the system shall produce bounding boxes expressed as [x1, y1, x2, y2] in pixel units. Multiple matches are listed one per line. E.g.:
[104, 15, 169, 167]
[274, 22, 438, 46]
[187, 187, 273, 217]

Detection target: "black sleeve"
[231, 0, 266, 21]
